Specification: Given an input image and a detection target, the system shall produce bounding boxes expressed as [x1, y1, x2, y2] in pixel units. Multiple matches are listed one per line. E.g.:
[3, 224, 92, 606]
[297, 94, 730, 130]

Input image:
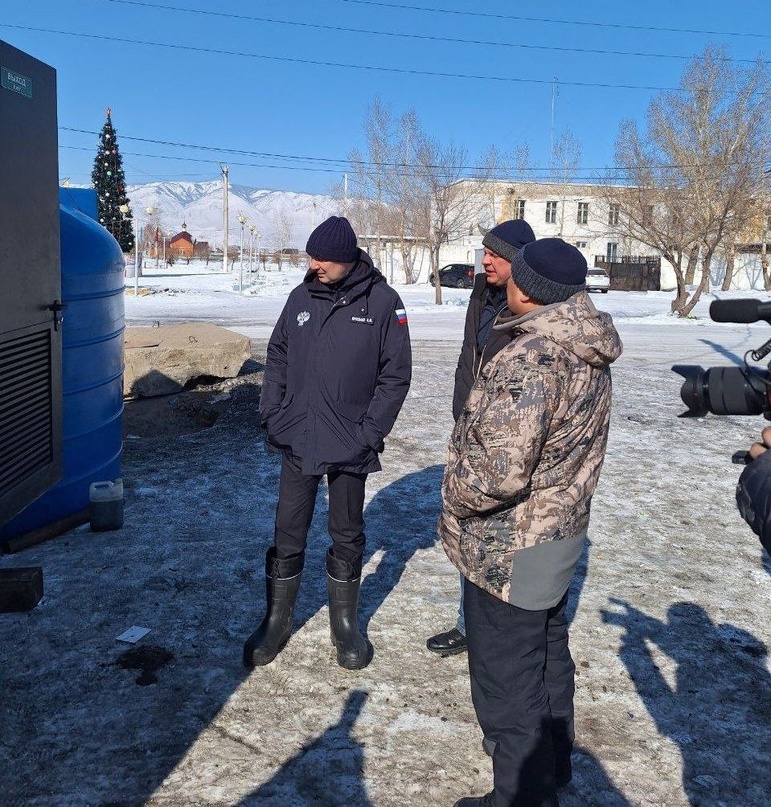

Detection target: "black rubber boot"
[326, 549, 372, 670]
[243, 548, 304, 668]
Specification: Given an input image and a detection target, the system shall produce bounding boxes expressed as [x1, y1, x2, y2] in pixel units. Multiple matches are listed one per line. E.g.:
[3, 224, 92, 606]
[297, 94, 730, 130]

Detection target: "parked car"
[429, 263, 476, 289]
[586, 267, 610, 293]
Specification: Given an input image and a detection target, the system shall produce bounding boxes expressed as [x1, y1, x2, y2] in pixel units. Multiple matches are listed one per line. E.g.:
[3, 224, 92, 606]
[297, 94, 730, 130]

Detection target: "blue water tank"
[0, 189, 124, 537]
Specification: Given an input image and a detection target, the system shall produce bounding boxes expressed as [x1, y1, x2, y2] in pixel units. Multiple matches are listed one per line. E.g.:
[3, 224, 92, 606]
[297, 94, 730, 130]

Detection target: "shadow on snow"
[236, 690, 373, 807]
[601, 598, 771, 804]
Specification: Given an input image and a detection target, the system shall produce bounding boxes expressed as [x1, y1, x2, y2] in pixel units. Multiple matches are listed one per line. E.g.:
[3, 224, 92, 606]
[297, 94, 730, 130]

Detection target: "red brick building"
[169, 223, 194, 259]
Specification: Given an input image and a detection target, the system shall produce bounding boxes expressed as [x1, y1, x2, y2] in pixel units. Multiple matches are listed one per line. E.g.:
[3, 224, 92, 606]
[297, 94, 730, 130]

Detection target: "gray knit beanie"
[511, 238, 587, 304]
[482, 219, 535, 263]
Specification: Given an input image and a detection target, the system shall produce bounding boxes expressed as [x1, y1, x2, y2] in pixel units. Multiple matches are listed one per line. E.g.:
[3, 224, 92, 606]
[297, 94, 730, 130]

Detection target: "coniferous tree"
[92, 108, 134, 252]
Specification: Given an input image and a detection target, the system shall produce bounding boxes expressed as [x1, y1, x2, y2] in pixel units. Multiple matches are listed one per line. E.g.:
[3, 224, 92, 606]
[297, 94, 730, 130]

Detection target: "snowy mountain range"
[125, 180, 339, 250]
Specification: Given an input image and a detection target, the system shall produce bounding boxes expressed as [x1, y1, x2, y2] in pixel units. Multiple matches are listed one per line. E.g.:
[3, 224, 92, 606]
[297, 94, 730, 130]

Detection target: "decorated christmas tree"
[91, 108, 134, 252]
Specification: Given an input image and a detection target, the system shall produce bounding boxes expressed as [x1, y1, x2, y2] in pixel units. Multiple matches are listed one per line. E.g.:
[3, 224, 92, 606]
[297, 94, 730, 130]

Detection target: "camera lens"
[703, 367, 767, 416]
[673, 365, 710, 416]
[673, 364, 769, 417]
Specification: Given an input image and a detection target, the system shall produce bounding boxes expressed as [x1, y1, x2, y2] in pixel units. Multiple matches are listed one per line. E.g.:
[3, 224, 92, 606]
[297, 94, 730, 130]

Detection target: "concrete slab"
[124, 323, 251, 398]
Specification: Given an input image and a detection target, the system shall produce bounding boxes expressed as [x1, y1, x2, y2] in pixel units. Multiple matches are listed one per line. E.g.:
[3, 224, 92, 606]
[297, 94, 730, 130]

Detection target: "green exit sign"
[1, 66, 33, 99]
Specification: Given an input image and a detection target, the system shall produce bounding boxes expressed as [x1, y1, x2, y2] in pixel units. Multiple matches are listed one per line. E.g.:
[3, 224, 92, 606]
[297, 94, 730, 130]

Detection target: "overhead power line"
[103, 0, 767, 64]
[56, 126, 652, 173]
[61, 143, 636, 183]
[61, 144, 356, 175]
[338, 0, 771, 40]
[62, 127, 350, 166]
[60, 131, 768, 180]
[0, 23, 678, 91]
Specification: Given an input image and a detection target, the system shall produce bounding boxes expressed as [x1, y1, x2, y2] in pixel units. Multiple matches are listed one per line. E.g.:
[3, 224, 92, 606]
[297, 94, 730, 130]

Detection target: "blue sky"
[1, 0, 769, 194]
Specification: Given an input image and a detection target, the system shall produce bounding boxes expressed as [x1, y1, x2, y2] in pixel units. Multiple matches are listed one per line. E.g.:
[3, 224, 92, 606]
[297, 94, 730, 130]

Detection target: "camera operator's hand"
[748, 426, 771, 460]
[737, 428, 771, 556]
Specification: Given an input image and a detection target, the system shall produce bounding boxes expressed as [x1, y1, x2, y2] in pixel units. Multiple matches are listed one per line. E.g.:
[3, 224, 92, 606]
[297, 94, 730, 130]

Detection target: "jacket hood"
[493, 290, 622, 368]
[303, 249, 384, 296]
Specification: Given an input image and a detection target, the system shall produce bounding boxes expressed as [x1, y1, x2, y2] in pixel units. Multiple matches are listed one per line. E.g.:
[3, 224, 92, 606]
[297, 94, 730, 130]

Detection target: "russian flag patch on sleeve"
[395, 307, 408, 325]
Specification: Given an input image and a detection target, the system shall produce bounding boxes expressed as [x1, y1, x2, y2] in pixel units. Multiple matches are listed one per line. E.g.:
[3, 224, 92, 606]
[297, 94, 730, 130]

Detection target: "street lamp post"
[119, 203, 131, 279]
[248, 225, 256, 273]
[154, 212, 161, 271]
[132, 206, 154, 295]
[237, 214, 247, 292]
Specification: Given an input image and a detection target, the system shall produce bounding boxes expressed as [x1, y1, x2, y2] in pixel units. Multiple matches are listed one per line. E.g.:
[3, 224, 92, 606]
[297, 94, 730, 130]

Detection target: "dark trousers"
[273, 456, 367, 565]
[464, 579, 575, 807]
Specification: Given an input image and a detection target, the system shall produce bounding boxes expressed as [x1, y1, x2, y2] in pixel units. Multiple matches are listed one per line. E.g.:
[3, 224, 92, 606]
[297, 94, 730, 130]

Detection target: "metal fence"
[594, 256, 661, 291]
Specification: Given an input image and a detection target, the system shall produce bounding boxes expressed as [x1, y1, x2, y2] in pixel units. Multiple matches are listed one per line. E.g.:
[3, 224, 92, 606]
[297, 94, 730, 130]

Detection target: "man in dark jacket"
[243, 216, 412, 671]
[737, 425, 771, 555]
[427, 219, 535, 658]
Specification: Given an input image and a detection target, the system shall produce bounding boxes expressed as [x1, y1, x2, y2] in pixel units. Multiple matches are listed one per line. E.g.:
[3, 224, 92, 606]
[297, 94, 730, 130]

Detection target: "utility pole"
[550, 77, 558, 158]
[221, 163, 229, 273]
[237, 214, 247, 292]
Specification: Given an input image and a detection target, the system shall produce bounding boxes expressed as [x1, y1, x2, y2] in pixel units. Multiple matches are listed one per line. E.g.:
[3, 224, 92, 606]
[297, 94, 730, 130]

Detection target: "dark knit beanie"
[305, 216, 359, 263]
[482, 219, 535, 263]
[511, 238, 587, 305]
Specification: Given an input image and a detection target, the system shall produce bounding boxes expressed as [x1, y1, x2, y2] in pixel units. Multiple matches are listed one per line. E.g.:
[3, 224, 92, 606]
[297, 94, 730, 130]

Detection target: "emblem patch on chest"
[297, 311, 310, 327]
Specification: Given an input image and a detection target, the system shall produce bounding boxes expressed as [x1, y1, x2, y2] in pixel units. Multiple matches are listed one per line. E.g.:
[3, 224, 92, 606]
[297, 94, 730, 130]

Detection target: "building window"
[514, 199, 526, 219]
[608, 203, 620, 226]
[577, 202, 589, 225]
[575, 241, 587, 249]
[606, 242, 618, 262]
[545, 201, 558, 224]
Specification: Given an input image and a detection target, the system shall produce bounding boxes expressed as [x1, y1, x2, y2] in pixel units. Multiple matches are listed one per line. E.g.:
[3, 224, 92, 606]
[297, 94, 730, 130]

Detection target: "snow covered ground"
[3, 261, 771, 806]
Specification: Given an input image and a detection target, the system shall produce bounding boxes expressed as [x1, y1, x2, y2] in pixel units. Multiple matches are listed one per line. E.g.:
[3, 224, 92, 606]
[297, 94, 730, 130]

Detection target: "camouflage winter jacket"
[439, 291, 622, 609]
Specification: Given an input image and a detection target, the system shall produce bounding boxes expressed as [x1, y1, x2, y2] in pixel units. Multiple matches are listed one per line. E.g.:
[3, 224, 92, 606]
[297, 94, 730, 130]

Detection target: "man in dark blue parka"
[243, 216, 412, 670]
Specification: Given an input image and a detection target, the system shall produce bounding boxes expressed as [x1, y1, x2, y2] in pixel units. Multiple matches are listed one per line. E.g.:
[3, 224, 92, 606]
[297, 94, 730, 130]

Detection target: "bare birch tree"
[761, 201, 771, 289]
[385, 108, 426, 283]
[271, 207, 293, 270]
[413, 135, 484, 305]
[341, 95, 396, 268]
[549, 131, 581, 184]
[476, 144, 510, 229]
[550, 131, 582, 237]
[473, 144, 531, 231]
[612, 46, 769, 316]
[340, 97, 492, 298]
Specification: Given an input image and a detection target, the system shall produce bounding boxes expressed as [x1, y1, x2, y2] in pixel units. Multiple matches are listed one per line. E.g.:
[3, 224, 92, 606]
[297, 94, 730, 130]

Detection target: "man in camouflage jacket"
[443, 238, 622, 807]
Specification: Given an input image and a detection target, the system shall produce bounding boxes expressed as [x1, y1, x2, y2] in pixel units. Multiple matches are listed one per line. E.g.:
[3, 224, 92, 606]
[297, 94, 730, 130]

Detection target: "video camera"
[673, 299, 771, 461]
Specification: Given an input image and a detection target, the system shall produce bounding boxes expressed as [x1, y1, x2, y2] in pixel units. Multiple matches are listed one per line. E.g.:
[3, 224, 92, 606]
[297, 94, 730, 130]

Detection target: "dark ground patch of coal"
[116, 644, 175, 685]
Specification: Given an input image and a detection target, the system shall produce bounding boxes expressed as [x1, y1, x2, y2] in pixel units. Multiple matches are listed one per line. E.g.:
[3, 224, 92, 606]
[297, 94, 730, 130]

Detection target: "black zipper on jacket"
[474, 299, 509, 380]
